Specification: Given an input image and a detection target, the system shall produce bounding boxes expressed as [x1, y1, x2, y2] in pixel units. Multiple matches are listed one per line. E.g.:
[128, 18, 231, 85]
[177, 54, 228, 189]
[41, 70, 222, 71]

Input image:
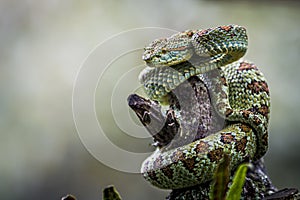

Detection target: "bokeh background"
[1, 0, 300, 199]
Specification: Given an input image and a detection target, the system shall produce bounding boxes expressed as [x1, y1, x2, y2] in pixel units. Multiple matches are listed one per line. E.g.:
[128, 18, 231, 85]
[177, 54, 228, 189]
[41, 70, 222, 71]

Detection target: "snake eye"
[161, 48, 167, 54]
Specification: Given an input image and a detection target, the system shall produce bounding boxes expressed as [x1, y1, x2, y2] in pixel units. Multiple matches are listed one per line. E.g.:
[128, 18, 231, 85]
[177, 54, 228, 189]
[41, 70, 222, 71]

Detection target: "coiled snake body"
[138, 25, 270, 189]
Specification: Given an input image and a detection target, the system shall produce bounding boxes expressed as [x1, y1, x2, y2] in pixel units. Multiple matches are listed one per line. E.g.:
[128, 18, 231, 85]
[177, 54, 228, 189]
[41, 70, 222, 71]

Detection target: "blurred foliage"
[225, 163, 248, 200]
[0, 0, 299, 200]
[103, 185, 122, 200]
[210, 154, 248, 200]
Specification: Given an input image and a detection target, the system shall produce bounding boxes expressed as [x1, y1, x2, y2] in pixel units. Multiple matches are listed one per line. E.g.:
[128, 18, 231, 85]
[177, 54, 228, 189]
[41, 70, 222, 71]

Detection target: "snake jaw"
[142, 31, 195, 67]
[144, 50, 194, 68]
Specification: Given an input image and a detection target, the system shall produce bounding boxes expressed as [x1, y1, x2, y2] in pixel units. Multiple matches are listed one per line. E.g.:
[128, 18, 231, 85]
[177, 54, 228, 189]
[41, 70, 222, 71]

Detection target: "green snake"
[138, 25, 270, 189]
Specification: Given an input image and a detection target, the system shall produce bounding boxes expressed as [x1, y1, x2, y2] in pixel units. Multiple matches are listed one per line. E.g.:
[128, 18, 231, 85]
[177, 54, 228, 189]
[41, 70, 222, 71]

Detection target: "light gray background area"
[1, 1, 299, 199]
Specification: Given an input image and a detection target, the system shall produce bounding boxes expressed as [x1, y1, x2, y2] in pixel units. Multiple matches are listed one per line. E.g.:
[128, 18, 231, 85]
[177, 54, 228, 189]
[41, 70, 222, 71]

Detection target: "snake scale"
[134, 25, 270, 189]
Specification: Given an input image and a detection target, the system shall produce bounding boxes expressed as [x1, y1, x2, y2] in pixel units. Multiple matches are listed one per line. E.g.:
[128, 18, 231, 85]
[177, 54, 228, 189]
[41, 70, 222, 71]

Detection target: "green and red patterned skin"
[139, 25, 270, 189]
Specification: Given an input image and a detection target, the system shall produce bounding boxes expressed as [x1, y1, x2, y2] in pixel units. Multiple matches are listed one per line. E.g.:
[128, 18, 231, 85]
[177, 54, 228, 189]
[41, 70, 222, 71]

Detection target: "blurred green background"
[1, 0, 300, 199]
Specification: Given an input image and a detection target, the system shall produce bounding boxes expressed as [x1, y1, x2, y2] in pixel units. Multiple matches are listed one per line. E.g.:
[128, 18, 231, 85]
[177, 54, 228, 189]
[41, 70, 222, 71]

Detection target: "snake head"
[142, 30, 195, 67]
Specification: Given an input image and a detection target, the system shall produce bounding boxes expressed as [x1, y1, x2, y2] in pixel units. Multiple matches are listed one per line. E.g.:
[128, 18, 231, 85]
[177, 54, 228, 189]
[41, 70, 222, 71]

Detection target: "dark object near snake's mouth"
[127, 94, 153, 126]
[127, 94, 179, 147]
